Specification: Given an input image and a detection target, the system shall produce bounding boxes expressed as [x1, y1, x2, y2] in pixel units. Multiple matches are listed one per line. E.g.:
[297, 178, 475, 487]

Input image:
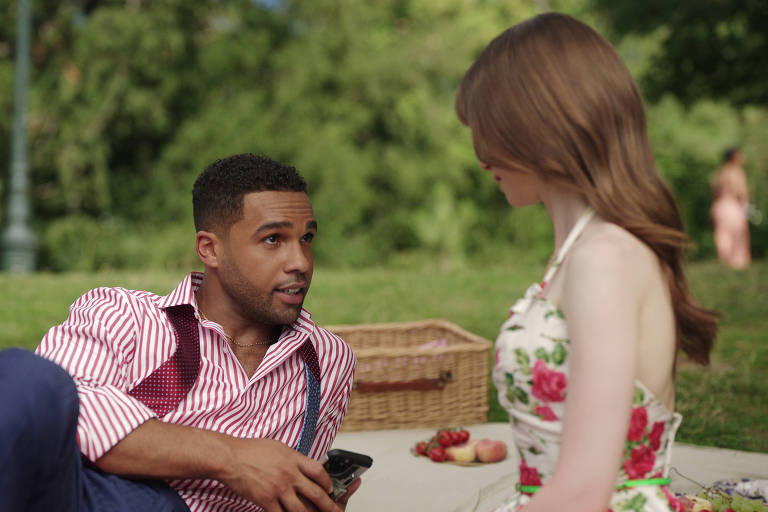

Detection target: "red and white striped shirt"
[36, 272, 356, 512]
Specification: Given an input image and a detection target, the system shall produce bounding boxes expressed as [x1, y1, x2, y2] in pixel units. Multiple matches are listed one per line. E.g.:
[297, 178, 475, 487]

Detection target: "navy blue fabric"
[80, 463, 190, 512]
[0, 348, 189, 512]
[295, 340, 321, 456]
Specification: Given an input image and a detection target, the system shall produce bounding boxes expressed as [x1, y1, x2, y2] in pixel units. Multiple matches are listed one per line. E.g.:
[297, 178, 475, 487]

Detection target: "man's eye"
[265, 235, 279, 244]
[302, 233, 315, 243]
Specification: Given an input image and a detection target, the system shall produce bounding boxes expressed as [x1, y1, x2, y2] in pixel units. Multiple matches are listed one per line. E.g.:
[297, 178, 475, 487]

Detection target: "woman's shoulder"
[565, 220, 660, 293]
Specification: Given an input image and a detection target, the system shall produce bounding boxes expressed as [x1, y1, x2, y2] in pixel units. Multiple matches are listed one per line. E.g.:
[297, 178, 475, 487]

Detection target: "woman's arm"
[522, 229, 651, 511]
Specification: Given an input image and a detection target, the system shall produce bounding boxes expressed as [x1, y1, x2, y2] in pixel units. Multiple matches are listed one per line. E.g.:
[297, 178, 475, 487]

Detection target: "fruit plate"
[445, 459, 505, 467]
[410, 450, 506, 467]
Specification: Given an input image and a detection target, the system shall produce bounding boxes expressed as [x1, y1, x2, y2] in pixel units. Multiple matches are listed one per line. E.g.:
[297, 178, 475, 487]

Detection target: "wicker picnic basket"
[327, 319, 492, 431]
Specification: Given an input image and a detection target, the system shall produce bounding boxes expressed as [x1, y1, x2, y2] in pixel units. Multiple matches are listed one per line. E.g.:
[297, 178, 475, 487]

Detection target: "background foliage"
[1, 0, 767, 270]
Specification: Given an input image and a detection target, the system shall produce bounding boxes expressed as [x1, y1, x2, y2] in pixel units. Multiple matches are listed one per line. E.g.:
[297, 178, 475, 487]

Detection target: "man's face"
[217, 190, 316, 327]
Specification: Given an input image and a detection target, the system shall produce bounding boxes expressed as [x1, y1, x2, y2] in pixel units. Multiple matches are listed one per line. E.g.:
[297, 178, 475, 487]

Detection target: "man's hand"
[219, 437, 341, 512]
[336, 477, 362, 511]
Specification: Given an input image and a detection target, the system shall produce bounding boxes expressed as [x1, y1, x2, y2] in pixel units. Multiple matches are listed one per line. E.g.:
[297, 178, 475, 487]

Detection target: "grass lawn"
[1, 259, 766, 452]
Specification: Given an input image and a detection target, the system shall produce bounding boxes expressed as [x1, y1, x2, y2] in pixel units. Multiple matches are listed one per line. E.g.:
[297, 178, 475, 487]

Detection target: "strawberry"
[429, 446, 446, 462]
[437, 430, 453, 447]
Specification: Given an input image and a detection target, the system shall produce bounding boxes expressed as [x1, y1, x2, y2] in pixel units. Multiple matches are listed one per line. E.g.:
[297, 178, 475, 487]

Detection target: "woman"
[711, 148, 751, 269]
[455, 12, 718, 512]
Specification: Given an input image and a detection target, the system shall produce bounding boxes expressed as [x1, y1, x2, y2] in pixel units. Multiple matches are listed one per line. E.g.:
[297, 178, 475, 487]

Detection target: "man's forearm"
[95, 418, 341, 511]
[94, 418, 233, 482]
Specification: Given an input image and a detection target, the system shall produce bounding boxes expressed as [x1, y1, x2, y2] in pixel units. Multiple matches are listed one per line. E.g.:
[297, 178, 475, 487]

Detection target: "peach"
[445, 440, 478, 463]
[689, 497, 714, 512]
[679, 496, 713, 512]
[475, 438, 508, 463]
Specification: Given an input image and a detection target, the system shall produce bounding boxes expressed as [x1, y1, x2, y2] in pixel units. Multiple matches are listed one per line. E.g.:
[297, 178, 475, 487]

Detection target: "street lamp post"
[1, 0, 37, 273]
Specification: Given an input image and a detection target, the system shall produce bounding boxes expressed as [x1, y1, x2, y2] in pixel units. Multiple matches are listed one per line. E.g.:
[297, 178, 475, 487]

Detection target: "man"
[0, 154, 358, 511]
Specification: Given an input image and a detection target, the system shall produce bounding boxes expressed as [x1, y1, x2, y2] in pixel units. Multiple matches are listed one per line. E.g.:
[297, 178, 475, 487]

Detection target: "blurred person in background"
[711, 147, 751, 269]
[0, 154, 358, 512]
[455, 12, 719, 511]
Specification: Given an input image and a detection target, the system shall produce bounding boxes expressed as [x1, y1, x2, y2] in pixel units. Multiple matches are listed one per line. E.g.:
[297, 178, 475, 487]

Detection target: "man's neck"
[194, 274, 280, 349]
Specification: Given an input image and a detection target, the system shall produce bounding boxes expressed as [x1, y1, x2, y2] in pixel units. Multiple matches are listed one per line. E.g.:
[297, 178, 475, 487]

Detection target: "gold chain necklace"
[198, 310, 271, 347]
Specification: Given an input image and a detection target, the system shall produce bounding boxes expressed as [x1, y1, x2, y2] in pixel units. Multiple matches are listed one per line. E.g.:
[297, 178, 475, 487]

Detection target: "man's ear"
[196, 230, 222, 268]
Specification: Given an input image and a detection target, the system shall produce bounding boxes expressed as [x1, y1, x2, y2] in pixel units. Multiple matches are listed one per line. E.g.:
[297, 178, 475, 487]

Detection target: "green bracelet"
[517, 477, 671, 494]
[616, 477, 671, 489]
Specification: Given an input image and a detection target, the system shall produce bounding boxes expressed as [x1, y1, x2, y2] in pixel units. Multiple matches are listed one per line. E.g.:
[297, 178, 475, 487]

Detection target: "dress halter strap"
[541, 207, 595, 287]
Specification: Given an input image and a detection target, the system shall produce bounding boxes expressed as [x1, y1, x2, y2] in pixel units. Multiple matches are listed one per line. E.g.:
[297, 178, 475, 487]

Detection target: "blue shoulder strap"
[296, 340, 321, 456]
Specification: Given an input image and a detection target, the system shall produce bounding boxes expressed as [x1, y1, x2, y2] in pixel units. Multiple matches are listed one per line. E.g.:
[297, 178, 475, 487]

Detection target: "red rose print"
[495, 348, 500, 366]
[519, 459, 542, 486]
[531, 360, 567, 403]
[627, 407, 648, 442]
[623, 444, 655, 479]
[649, 420, 665, 450]
[535, 405, 558, 421]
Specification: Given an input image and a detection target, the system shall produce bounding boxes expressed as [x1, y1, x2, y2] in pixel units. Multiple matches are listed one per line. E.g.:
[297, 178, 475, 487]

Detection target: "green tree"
[3, 0, 637, 271]
[592, 0, 768, 259]
[157, 0, 542, 266]
[1, 0, 288, 269]
[592, 0, 768, 107]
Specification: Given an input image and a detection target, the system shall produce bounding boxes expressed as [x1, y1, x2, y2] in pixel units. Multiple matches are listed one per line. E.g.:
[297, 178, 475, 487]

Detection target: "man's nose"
[285, 242, 312, 274]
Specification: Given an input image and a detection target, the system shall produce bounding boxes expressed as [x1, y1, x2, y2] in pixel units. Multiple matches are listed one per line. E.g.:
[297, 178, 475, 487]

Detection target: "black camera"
[323, 449, 373, 501]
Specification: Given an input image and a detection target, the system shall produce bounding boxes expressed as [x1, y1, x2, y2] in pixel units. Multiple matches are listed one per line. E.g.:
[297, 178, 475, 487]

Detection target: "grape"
[695, 489, 768, 512]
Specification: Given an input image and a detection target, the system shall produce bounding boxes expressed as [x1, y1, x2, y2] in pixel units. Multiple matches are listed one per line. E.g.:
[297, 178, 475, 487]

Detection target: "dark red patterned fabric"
[128, 305, 200, 417]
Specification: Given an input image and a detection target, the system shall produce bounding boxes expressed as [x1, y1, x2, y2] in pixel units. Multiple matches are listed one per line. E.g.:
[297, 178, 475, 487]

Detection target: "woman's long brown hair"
[455, 12, 718, 364]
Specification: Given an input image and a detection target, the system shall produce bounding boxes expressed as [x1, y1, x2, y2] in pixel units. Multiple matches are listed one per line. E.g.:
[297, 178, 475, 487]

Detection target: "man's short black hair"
[193, 153, 307, 233]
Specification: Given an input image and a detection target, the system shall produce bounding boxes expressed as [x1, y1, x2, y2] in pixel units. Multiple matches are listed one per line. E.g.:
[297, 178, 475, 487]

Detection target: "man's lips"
[275, 281, 307, 291]
[494, 175, 502, 182]
[274, 282, 307, 304]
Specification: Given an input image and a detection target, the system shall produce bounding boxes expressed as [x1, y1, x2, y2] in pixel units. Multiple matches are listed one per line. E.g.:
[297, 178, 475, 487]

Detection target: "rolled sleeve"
[36, 288, 159, 461]
[75, 383, 156, 460]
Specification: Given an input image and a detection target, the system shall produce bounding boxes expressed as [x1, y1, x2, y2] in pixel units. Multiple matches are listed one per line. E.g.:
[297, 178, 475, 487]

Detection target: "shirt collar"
[156, 272, 201, 310]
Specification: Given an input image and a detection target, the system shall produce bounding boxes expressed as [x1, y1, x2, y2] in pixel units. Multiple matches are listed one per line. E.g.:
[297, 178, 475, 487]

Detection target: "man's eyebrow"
[255, 221, 292, 234]
[254, 220, 318, 234]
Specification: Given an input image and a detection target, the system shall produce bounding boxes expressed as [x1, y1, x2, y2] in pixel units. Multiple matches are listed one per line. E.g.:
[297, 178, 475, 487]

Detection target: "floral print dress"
[492, 208, 684, 512]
